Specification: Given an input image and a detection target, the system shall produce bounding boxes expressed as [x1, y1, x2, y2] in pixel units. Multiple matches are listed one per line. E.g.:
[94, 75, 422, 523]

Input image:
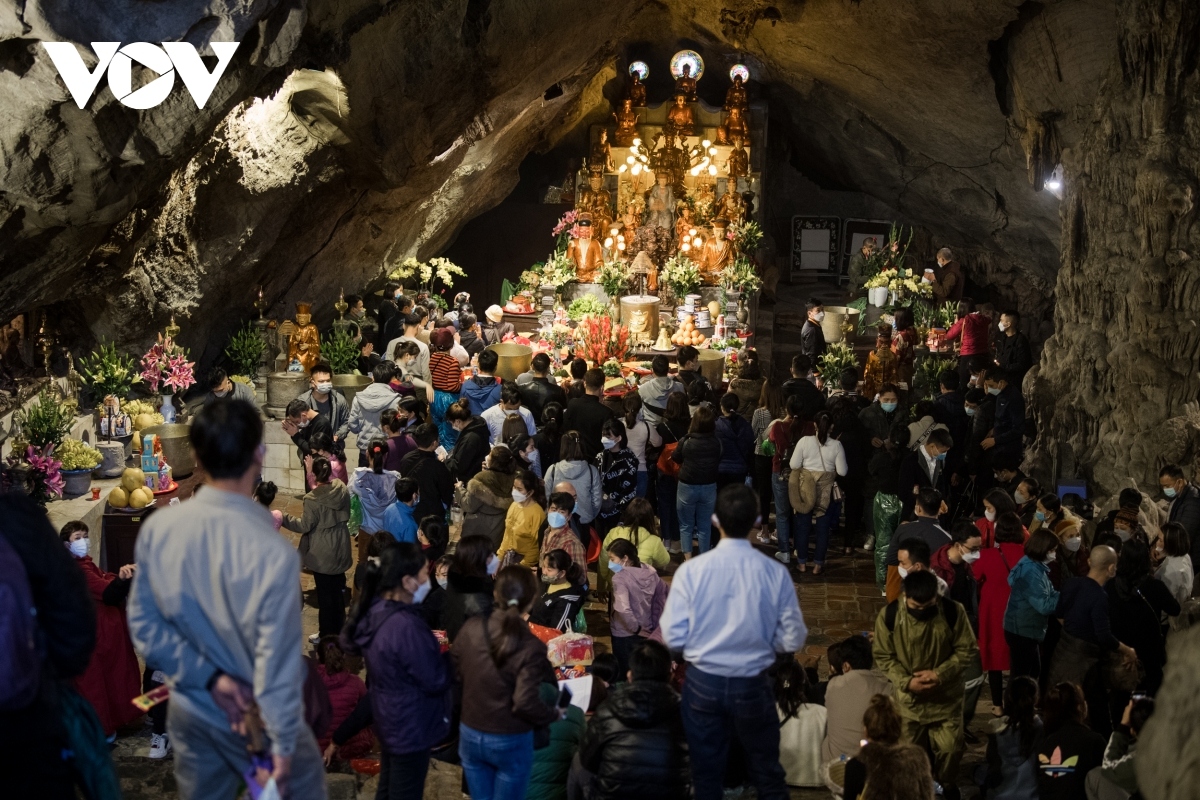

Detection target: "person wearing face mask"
[375, 281, 402, 349]
[872, 568, 978, 800]
[980, 369, 1025, 464]
[461, 445, 517, 550]
[296, 363, 351, 449]
[963, 387, 995, 486]
[442, 536, 499, 642]
[1011, 477, 1040, 527]
[529, 548, 587, 632]
[1002, 529, 1062, 682]
[800, 297, 827, 363]
[975, 488, 1022, 547]
[60, 520, 142, 740]
[342, 541, 452, 800]
[482, 384, 537, 445]
[284, 456, 352, 644]
[382, 477, 421, 544]
[897, 428, 954, 522]
[931, 521, 982, 624]
[1106, 538, 1180, 700]
[499, 470, 547, 568]
[1155, 522, 1193, 612]
[992, 310, 1032, 384]
[941, 300, 992, 392]
[1159, 463, 1200, 568]
[597, 418, 639, 537]
[971, 512, 1030, 716]
[1030, 493, 1083, 553]
[606, 538, 669, 679]
[203, 367, 256, 407]
[885, 489, 952, 602]
[540, 492, 587, 577]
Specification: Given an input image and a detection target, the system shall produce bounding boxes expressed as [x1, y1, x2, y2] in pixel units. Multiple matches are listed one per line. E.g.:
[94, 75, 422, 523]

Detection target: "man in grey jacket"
[128, 400, 326, 800]
[296, 363, 350, 445]
[638, 355, 684, 426]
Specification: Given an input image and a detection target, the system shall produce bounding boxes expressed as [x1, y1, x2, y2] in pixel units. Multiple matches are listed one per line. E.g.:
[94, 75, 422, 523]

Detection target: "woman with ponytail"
[452, 565, 561, 800]
[786, 411, 848, 575]
[284, 455, 352, 642]
[342, 541, 451, 800]
[349, 438, 402, 588]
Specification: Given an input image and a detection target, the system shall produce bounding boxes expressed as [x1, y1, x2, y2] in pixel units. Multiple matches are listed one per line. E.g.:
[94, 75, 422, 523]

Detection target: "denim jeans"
[677, 481, 717, 554]
[680, 667, 789, 800]
[459, 724, 534, 800]
[794, 498, 842, 566]
[635, 470, 648, 498]
[771, 473, 793, 556]
[658, 472, 679, 543]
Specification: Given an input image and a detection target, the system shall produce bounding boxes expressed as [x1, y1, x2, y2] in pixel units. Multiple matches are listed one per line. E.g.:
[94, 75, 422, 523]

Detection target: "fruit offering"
[109, 483, 153, 509]
[671, 314, 706, 347]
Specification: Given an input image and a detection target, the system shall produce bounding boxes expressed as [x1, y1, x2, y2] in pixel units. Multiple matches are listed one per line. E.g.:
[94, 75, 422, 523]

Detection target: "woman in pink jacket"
[607, 538, 668, 678]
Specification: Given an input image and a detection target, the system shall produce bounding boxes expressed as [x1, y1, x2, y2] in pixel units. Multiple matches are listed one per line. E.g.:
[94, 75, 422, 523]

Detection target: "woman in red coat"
[941, 300, 992, 389]
[316, 637, 375, 763]
[971, 512, 1027, 717]
[61, 521, 142, 736]
[974, 488, 1026, 548]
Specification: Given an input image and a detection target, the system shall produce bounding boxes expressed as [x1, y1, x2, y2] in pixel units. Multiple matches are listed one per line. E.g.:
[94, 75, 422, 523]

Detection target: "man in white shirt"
[480, 384, 537, 444]
[385, 312, 431, 382]
[661, 484, 806, 800]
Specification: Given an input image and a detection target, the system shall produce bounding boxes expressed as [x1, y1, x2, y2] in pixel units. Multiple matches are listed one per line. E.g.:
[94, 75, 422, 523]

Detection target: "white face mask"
[1116, 528, 1132, 542]
[1064, 537, 1082, 552]
[411, 578, 432, 604]
[486, 554, 499, 576]
[962, 550, 981, 564]
[511, 489, 528, 504]
[315, 381, 333, 394]
[998, 321, 1010, 332]
[898, 566, 909, 579]
[1045, 551, 1057, 564]
[984, 509, 996, 523]
[67, 538, 89, 559]
[601, 437, 617, 450]
[814, 311, 825, 322]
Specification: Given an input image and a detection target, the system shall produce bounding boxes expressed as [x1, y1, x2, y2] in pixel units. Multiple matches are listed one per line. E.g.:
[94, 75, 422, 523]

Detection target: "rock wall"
[1026, 0, 1200, 497]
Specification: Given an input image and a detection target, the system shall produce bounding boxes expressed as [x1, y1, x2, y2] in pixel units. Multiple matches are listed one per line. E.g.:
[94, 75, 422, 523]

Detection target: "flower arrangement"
[661, 254, 701, 299]
[79, 341, 141, 400]
[546, 322, 573, 349]
[225, 323, 266, 379]
[140, 334, 196, 394]
[729, 220, 763, 258]
[13, 390, 75, 449]
[574, 315, 631, 367]
[388, 256, 467, 306]
[567, 296, 608, 322]
[602, 359, 623, 378]
[518, 268, 545, 294]
[321, 329, 361, 374]
[22, 446, 64, 505]
[552, 209, 581, 252]
[912, 354, 946, 401]
[538, 252, 578, 290]
[718, 255, 762, 294]
[58, 438, 103, 471]
[596, 260, 629, 299]
[864, 269, 896, 290]
[817, 341, 859, 383]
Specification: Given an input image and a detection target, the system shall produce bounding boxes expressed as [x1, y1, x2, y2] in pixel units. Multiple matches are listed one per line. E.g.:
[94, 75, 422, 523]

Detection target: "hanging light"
[708, 164, 717, 176]
[702, 139, 711, 148]
[618, 164, 627, 173]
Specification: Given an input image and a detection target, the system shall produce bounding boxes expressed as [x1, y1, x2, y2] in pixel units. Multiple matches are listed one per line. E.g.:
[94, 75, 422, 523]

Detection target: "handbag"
[656, 430, 682, 480]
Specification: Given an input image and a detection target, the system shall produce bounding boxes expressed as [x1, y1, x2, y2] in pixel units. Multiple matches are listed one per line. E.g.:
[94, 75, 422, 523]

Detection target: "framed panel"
[790, 216, 841, 280]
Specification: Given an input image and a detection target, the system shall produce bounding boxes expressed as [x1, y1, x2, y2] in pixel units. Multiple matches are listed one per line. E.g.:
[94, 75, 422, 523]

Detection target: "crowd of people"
[4, 287, 1198, 800]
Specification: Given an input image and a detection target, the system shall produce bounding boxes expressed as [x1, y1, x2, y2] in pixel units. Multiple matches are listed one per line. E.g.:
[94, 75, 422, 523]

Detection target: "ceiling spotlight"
[1045, 164, 1064, 198]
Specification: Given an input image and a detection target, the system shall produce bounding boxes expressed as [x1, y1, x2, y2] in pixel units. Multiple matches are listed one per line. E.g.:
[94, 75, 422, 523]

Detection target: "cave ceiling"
[0, 0, 1120, 362]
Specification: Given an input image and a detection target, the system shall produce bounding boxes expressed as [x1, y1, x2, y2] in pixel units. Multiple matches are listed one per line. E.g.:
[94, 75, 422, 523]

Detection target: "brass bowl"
[140, 423, 194, 478]
[485, 342, 533, 382]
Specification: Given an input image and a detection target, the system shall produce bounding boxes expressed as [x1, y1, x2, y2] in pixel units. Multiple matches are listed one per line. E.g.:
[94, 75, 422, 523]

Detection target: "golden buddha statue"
[612, 98, 639, 146]
[578, 165, 613, 237]
[718, 106, 749, 146]
[675, 206, 696, 251]
[629, 73, 647, 107]
[674, 63, 697, 102]
[621, 201, 641, 241]
[665, 94, 695, 138]
[724, 73, 748, 115]
[288, 302, 321, 371]
[726, 135, 749, 179]
[566, 213, 604, 282]
[590, 129, 615, 173]
[698, 218, 733, 282]
[715, 187, 745, 224]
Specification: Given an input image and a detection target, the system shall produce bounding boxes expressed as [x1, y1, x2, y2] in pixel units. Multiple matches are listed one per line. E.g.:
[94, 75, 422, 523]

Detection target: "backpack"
[883, 596, 959, 632]
[500, 410, 528, 443]
[0, 533, 40, 711]
[656, 426, 682, 480]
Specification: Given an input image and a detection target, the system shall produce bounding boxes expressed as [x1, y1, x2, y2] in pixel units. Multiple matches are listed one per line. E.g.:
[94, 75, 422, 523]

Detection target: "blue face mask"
[608, 561, 624, 573]
[935, 451, 947, 461]
[1164, 486, 1178, 498]
[547, 511, 568, 529]
[411, 579, 432, 604]
[987, 387, 1001, 396]
[881, 401, 898, 413]
[1035, 510, 1047, 522]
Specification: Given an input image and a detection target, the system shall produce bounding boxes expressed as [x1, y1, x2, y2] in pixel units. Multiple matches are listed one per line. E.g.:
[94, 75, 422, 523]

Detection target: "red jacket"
[72, 557, 142, 735]
[317, 664, 374, 758]
[974, 516, 1030, 548]
[943, 312, 991, 356]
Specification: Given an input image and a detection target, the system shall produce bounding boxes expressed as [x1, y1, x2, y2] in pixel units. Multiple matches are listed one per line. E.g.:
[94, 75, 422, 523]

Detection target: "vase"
[736, 295, 749, 327]
[160, 393, 176, 424]
[61, 468, 93, 497]
[869, 287, 888, 307]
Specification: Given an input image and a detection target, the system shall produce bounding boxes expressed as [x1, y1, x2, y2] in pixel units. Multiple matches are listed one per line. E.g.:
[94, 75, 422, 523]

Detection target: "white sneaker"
[774, 551, 790, 565]
[149, 733, 172, 759]
[308, 633, 321, 645]
[668, 541, 682, 554]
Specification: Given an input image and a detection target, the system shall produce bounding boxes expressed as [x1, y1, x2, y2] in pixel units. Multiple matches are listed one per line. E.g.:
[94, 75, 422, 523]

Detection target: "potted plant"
[140, 333, 196, 424]
[79, 341, 141, 407]
[13, 389, 75, 452]
[322, 329, 370, 407]
[661, 254, 701, 307]
[596, 261, 629, 311]
[58, 438, 103, 496]
[817, 341, 860, 393]
[225, 323, 267, 384]
[14, 446, 64, 506]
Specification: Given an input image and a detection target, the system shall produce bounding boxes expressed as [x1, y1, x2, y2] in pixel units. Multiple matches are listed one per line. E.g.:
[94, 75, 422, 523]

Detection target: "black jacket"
[442, 571, 494, 642]
[579, 681, 691, 800]
[376, 299, 400, 349]
[994, 331, 1033, 381]
[564, 395, 616, 461]
[991, 385, 1026, 462]
[896, 448, 950, 521]
[517, 377, 566, 423]
[290, 413, 335, 465]
[528, 583, 586, 632]
[885, 517, 952, 567]
[932, 392, 970, 457]
[459, 330, 486, 359]
[672, 431, 723, 486]
[446, 417, 491, 485]
[398, 448, 454, 529]
[964, 397, 996, 477]
[1168, 483, 1200, 563]
[781, 377, 825, 422]
[801, 320, 826, 362]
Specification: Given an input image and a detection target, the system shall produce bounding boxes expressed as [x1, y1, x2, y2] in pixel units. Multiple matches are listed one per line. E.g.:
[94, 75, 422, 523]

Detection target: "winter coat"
[598, 447, 638, 522]
[991, 384, 1026, 462]
[972, 542, 1026, 671]
[500, 501, 546, 568]
[565, 395, 617, 461]
[343, 598, 452, 754]
[779, 703, 828, 787]
[1003, 556, 1059, 641]
[1168, 482, 1200, 558]
[980, 717, 1041, 800]
[544, 459, 603, 525]
[316, 665, 373, 758]
[994, 331, 1033, 382]
[579, 681, 691, 800]
[346, 382, 401, 453]
[529, 582, 587, 632]
[382, 501, 418, 544]
[72, 557, 141, 735]
[638, 375, 685, 425]
[782, 376, 826, 423]
[348, 467, 402, 534]
[284, 480, 353, 575]
[462, 374, 503, 416]
[518, 377, 567, 425]
[673, 431, 723, 486]
[442, 571, 494, 642]
[446, 417, 491, 484]
[610, 564, 668, 639]
[451, 613, 560, 734]
[399, 448, 454, 526]
[597, 526, 671, 592]
[461, 469, 515, 549]
[714, 413, 754, 476]
[527, 683, 586, 800]
[298, 387, 351, 442]
[943, 312, 991, 356]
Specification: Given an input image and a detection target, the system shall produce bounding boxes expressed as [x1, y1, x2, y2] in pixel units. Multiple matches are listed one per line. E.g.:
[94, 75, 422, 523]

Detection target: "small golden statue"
[724, 73, 748, 115]
[621, 201, 641, 241]
[726, 135, 749, 179]
[718, 106, 749, 146]
[566, 214, 604, 283]
[644, 171, 676, 231]
[665, 94, 695, 138]
[590, 129, 615, 173]
[578, 165, 613, 238]
[287, 302, 321, 371]
[698, 218, 734, 282]
[628, 73, 647, 107]
[675, 206, 696, 251]
[715, 186, 746, 224]
[613, 98, 639, 147]
[674, 62, 698, 102]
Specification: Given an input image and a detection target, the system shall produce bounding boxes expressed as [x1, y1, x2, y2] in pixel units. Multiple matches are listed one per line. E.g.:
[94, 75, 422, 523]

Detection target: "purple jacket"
[611, 564, 668, 640]
[342, 598, 452, 754]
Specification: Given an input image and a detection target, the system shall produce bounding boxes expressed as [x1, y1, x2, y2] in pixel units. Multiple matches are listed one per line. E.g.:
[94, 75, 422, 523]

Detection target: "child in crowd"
[316, 636, 374, 766]
[254, 479, 283, 530]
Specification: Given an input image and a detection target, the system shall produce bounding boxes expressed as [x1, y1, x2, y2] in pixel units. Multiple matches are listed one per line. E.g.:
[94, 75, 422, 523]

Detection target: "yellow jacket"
[500, 501, 546, 569]
[598, 526, 671, 591]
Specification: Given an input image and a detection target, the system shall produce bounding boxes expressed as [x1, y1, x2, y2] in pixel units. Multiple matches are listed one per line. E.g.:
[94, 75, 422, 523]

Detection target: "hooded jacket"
[348, 467, 402, 533]
[343, 598, 452, 754]
[446, 417, 491, 484]
[638, 375, 684, 425]
[610, 564, 668, 639]
[462, 374, 503, 415]
[579, 681, 691, 800]
[543, 459, 603, 524]
[284, 480, 352, 575]
[1003, 556, 1059, 641]
[347, 383, 401, 452]
[714, 413, 754, 476]
[461, 469, 516, 548]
